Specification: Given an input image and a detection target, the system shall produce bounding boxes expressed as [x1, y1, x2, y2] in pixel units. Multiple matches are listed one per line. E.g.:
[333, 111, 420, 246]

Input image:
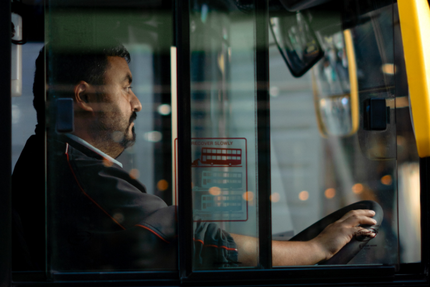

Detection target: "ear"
[74, 81, 95, 112]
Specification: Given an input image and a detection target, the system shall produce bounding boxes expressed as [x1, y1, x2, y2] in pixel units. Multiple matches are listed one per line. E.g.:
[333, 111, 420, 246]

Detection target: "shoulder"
[64, 139, 147, 194]
[63, 139, 175, 230]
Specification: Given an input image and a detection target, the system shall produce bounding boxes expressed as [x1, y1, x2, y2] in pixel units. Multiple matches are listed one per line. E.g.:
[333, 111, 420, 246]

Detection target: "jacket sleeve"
[193, 220, 239, 269]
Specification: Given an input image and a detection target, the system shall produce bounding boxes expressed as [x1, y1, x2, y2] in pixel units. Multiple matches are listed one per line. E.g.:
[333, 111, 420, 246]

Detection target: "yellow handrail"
[312, 29, 358, 138]
[398, 0, 430, 158]
[344, 29, 359, 136]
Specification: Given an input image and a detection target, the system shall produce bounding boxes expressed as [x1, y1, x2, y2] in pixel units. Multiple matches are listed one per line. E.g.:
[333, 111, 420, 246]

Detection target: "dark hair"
[33, 43, 130, 134]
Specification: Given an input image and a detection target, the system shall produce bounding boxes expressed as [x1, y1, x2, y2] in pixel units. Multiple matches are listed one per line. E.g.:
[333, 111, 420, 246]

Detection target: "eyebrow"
[123, 74, 132, 84]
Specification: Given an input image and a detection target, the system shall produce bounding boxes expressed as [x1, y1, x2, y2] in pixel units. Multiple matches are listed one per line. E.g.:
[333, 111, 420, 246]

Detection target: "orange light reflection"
[352, 183, 364, 194]
[381, 175, 393, 186]
[270, 193, 280, 202]
[157, 179, 169, 191]
[299, 191, 309, 201]
[243, 191, 254, 202]
[325, 188, 336, 199]
[209, 186, 221, 196]
[129, 168, 140, 179]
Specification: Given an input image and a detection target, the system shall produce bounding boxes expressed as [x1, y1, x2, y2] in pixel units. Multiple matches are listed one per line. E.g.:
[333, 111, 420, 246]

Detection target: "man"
[12, 43, 376, 271]
[12, 44, 236, 271]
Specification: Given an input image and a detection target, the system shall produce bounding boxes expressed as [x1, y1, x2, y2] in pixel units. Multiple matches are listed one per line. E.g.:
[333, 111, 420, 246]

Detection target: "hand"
[310, 209, 377, 262]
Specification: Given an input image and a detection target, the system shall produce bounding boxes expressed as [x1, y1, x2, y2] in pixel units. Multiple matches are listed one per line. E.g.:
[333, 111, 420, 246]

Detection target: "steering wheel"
[288, 200, 383, 264]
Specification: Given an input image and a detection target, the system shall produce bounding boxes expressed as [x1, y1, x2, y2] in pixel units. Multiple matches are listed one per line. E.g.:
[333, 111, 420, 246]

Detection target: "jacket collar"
[65, 134, 123, 168]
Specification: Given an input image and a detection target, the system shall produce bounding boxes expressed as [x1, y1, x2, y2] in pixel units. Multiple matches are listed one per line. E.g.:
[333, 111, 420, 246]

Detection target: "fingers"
[353, 227, 377, 239]
[338, 209, 377, 227]
[311, 210, 378, 261]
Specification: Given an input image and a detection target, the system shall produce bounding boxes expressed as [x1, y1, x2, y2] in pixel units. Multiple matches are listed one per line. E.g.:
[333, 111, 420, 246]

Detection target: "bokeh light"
[381, 175, 393, 186]
[129, 168, 140, 179]
[270, 86, 279, 97]
[143, 131, 162, 142]
[157, 179, 169, 191]
[299, 191, 309, 201]
[381, 63, 396, 75]
[158, 104, 171, 115]
[209, 186, 221, 196]
[243, 191, 254, 201]
[325, 188, 336, 199]
[111, 131, 124, 143]
[352, 183, 364, 194]
[270, 192, 280, 202]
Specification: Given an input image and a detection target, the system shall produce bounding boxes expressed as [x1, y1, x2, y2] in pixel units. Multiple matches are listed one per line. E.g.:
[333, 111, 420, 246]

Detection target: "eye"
[125, 86, 133, 92]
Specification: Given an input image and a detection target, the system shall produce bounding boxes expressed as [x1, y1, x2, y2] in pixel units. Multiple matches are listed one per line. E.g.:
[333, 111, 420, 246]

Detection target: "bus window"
[269, 0, 401, 266]
[186, 0, 400, 270]
[11, 42, 44, 272]
[12, 43, 42, 168]
[188, 1, 259, 268]
[11, 0, 177, 274]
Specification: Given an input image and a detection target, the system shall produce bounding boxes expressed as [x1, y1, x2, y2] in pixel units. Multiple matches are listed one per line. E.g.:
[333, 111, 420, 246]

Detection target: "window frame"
[1, 0, 12, 285]
[3, 0, 430, 286]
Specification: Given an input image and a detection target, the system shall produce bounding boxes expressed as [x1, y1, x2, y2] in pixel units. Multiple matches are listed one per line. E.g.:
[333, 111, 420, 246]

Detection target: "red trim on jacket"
[65, 143, 126, 230]
[193, 238, 238, 252]
[135, 224, 170, 244]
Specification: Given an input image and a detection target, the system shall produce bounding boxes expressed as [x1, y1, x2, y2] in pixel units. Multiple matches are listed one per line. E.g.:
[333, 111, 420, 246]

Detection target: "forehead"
[104, 56, 131, 83]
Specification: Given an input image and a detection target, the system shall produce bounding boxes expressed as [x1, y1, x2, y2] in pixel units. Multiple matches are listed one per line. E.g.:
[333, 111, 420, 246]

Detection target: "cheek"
[98, 102, 115, 114]
[119, 98, 132, 117]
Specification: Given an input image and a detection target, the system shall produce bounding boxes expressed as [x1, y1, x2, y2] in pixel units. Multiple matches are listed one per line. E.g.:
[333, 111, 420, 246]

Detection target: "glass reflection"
[318, 95, 352, 136]
[270, 1, 400, 267]
[38, 0, 178, 273]
[312, 30, 357, 137]
[189, 0, 259, 269]
[269, 11, 323, 77]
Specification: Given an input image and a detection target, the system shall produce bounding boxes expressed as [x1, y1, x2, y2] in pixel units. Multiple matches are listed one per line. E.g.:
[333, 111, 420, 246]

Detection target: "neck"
[73, 115, 127, 158]
[91, 138, 124, 159]
[71, 130, 124, 159]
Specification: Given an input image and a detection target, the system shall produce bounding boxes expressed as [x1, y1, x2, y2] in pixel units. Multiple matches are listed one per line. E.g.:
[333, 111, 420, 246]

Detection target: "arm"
[231, 209, 377, 266]
[230, 233, 325, 266]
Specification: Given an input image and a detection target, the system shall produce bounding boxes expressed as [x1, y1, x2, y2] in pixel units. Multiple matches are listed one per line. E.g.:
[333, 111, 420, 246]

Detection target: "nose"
[131, 90, 142, 112]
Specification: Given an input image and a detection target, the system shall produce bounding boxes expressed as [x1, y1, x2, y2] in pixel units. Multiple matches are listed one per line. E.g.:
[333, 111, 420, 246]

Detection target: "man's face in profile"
[93, 56, 142, 151]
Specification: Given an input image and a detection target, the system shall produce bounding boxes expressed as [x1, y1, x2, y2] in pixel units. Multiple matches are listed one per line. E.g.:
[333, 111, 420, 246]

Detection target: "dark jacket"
[13, 134, 237, 271]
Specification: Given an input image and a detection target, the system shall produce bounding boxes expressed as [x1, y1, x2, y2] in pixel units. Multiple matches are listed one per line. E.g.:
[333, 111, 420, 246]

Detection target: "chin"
[121, 134, 136, 149]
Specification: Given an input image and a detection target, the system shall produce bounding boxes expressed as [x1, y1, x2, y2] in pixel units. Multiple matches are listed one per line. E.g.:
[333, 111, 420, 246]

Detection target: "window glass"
[188, 1, 259, 269]
[12, 43, 42, 168]
[42, 1, 175, 272]
[269, 1, 401, 266]
[11, 42, 44, 272]
[187, 0, 407, 271]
